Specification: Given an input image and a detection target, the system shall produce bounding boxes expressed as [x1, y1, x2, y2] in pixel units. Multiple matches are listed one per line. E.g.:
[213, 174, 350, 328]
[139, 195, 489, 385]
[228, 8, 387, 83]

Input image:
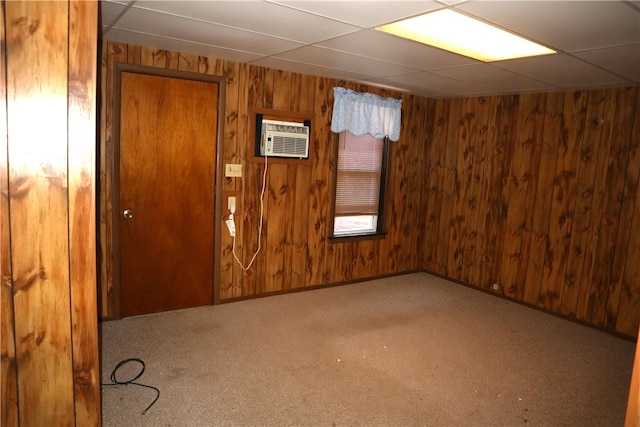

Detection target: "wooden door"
[119, 72, 217, 317]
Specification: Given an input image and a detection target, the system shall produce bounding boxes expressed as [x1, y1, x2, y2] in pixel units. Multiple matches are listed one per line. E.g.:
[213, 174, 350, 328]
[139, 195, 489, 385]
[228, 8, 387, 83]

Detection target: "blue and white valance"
[330, 87, 402, 142]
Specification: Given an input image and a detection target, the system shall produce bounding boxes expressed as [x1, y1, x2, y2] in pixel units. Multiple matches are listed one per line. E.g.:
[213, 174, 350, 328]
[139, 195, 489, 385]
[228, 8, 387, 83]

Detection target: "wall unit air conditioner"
[259, 119, 310, 159]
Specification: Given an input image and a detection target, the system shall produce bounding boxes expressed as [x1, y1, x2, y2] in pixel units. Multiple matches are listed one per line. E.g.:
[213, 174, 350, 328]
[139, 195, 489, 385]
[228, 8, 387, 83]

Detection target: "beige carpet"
[100, 272, 636, 427]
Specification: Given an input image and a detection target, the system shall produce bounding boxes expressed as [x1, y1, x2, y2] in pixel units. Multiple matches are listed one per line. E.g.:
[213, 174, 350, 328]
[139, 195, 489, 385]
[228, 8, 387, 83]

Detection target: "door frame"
[112, 63, 226, 319]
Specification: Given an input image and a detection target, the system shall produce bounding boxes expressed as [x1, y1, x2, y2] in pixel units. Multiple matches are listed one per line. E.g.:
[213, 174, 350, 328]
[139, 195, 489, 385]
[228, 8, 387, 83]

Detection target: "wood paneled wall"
[98, 41, 430, 317]
[1, 1, 101, 425]
[421, 89, 640, 338]
[98, 41, 640, 338]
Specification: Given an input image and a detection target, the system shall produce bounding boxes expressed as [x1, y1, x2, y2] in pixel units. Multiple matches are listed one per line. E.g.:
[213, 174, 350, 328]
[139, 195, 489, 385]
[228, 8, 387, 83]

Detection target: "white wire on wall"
[231, 153, 268, 271]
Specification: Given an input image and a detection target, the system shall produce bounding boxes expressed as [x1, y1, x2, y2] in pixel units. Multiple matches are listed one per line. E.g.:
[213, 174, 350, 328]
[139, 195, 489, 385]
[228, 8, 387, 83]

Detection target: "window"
[332, 131, 389, 237]
[329, 86, 401, 238]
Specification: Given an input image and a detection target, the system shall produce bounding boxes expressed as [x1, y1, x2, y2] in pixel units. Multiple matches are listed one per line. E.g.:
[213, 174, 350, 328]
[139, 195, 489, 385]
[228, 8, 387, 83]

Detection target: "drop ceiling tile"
[316, 30, 478, 70]
[432, 63, 559, 93]
[113, 7, 304, 56]
[103, 28, 264, 64]
[101, 0, 129, 29]
[271, 0, 443, 28]
[380, 71, 496, 97]
[249, 57, 369, 82]
[358, 77, 450, 98]
[99, 0, 639, 98]
[456, 1, 640, 52]
[494, 53, 630, 89]
[131, 0, 360, 43]
[573, 44, 640, 83]
[273, 45, 420, 77]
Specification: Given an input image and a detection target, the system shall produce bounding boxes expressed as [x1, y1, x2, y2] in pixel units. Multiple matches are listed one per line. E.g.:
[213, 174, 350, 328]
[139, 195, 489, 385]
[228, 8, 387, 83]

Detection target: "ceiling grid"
[101, 0, 640, 98]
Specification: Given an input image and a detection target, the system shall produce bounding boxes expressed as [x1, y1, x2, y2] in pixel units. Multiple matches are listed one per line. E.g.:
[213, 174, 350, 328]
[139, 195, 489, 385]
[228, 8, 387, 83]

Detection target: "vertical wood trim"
[68, 0, 101, 423]
[4, 1, 99, 424]
[6, 2, 75, 425]
[0, 1, 19, 424]
[98, 40, 108, 318]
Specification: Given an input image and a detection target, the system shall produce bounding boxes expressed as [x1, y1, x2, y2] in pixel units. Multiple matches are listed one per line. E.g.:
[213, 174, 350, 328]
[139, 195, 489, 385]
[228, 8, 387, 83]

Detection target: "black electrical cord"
[101, 358, 160, 414]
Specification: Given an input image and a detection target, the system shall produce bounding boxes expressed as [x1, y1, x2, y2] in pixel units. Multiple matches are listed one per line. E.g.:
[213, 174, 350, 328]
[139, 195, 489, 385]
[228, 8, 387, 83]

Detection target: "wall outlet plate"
[225, 163, 242, 177]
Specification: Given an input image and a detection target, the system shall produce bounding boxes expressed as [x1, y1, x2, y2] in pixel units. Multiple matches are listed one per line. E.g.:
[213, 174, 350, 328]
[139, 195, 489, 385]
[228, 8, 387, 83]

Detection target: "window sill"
[328, 232, 387, 243]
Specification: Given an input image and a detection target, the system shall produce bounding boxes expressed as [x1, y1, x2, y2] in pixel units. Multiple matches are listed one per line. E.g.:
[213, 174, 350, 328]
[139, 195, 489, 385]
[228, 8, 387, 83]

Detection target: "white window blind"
[335, 132, 383, 216]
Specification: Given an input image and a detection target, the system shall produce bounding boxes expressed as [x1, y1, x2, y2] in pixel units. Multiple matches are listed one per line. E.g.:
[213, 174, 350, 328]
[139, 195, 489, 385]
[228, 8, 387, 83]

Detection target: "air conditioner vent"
[271, 135, 308, 157]
[260, 119, 310, 159]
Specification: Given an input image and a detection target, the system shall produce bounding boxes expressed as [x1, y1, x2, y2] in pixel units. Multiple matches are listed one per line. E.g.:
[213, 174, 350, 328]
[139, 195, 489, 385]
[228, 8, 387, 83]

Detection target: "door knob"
[123, 209, 134, 219]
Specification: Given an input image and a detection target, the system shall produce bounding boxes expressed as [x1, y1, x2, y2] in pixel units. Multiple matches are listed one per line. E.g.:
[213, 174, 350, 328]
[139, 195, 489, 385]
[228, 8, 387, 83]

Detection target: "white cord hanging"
[232, 153, 268, 271]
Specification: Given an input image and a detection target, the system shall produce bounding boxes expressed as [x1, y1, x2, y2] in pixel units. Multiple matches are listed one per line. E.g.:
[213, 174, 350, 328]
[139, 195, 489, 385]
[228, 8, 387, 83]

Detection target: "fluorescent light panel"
[377, 9, 556, 62]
